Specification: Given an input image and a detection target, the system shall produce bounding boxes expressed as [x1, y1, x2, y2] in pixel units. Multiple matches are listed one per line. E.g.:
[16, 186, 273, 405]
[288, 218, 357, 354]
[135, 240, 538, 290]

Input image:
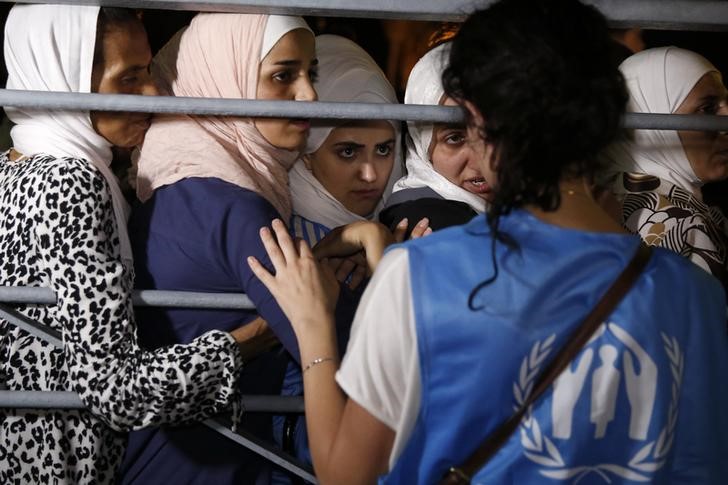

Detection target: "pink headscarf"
[135, 13, 310, 219]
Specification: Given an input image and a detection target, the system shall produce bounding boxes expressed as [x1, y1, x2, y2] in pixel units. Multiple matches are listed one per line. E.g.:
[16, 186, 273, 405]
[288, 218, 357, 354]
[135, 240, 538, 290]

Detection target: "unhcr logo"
[512, 324, 683, 483]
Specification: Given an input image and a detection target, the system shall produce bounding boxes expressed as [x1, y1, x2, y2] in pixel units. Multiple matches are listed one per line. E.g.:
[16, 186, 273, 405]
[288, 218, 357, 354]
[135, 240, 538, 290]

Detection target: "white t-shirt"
[335, 248, 421, 470]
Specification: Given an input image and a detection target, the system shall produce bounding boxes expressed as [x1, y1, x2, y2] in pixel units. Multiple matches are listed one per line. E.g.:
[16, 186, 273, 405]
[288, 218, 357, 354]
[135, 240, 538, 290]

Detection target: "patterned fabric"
[0, 152, 244, 484]
[619, 172, 728, 289]
[289, 213, 332, 247]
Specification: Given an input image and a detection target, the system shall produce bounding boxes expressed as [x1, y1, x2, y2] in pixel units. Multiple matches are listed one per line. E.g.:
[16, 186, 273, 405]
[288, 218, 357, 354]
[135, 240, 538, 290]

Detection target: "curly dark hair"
[443, 0, 627, 216]
[442, 0, 628, 306]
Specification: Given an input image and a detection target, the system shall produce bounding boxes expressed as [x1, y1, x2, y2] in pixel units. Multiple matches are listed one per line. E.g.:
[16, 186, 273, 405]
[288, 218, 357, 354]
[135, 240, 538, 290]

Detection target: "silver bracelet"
[303, 356, 335, 373]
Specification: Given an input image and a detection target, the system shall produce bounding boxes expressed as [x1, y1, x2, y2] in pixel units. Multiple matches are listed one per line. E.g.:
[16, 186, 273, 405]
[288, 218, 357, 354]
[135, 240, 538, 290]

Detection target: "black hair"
[441, 0, 628, 307]
[92, 8, 142, 68]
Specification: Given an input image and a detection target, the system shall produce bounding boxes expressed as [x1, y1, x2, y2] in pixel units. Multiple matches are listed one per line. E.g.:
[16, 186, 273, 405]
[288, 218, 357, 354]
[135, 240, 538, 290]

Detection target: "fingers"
[409, 218, 430, 239]
[271, 218, 298, 262]
[311, 225, 342, 259]
[312, 229, 361, 259]
[258, 226, 287, 272]
[247, 255, 277, 290]
[348, 264, 367, 290]
[335, 258, 357, 283]
[393, 218, 408, 243]
[297, 237, 314, 260]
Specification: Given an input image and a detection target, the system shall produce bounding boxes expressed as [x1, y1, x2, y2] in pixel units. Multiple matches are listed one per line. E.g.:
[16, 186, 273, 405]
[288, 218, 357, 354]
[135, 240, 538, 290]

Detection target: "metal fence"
[0, 0, 727, 483]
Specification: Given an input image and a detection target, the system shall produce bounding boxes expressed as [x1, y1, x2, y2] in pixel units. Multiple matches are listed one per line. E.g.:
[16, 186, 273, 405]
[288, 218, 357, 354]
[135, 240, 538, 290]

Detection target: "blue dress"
[120, 178, 355, 484]
[383, 211, 728, 484]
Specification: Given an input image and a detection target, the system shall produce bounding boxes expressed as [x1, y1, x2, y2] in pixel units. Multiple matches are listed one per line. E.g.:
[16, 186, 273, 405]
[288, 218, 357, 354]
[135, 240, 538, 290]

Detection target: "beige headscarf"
[135, 13, 312, 219]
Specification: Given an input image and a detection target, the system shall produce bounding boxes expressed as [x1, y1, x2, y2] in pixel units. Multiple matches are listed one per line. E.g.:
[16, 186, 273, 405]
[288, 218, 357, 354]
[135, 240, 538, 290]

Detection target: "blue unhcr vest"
[382, 210, 728, 484]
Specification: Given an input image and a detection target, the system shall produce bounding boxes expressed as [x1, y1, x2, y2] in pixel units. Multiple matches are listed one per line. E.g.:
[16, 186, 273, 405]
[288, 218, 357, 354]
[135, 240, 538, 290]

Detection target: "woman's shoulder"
[1, 151, 108, 194]
[379, 196, 477, 232]
[162, 177, 278, 211]
[142, 177, 281, 235]
[649, 244, 726, 308]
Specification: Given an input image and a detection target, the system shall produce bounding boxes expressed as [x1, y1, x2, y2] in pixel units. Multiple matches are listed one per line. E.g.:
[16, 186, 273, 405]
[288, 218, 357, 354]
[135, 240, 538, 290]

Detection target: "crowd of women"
[0, 0, 726, 483]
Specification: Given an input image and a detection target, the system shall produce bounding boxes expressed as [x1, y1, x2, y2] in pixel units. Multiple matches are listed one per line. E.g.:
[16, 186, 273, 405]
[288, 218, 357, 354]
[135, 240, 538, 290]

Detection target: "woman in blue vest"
[249, 0, 728, 483]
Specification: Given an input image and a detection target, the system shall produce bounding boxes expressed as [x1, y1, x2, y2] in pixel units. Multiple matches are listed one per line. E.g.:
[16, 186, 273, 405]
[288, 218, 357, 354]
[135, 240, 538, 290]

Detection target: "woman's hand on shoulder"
[248, 219, 340, 336]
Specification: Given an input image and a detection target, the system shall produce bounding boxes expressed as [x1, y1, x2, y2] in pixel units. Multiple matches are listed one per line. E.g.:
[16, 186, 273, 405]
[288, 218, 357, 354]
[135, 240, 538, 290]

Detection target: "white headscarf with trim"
[4, 4, 134, 264]
[391, 42, 486, 213]
[289, 34, 402, 229]
[604, 46, 719, 197]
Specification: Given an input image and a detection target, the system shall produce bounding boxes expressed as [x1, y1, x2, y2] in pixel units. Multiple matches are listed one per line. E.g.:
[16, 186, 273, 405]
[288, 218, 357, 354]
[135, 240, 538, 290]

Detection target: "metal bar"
[0, 390, 304, 413]
[0, 286, 255, 310]
[0, 303, 63, 347]
[204, 418, 318, 483]
[3, 0, 728, 30]
[0, 389, 312, 480]
[134, 289, 255, 310]
[0, 295, 310, 478]
[0, 390, 85, 409]
[2, 90, 728, 131]
[0, 89, 462, 124]
[624, 113, 728, 131]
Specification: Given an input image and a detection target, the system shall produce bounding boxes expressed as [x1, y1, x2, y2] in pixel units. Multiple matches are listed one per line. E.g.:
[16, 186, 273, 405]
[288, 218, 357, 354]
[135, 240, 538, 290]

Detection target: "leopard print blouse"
[0, 152, 244, 484]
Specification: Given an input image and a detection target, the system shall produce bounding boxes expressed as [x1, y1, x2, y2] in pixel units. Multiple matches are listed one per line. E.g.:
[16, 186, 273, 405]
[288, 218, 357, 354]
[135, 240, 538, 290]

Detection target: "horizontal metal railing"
[0, 89, 463, 124]
[4, 0, 728, 30]
[0, 285, 255, 309]
[0, 390, 304, 413]
[0, 288, 314, 481]
[2, 90, 728, 131]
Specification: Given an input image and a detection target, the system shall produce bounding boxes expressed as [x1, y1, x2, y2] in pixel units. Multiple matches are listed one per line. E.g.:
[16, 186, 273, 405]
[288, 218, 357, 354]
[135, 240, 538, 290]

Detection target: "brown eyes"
[337, 144, 393, 160]
[375, 144, 393, 156]
[272, 70, 294, 83]
[272, 68, 318, 84]
[444, 132, 466, 145]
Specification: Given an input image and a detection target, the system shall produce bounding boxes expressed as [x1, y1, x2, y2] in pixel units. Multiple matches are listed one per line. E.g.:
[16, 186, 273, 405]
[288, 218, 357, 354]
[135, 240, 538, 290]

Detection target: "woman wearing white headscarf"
[269, 35, 403, 479]
[603, 46, 728, 289]
[379, 42, 491, 237]
[0, 5, 269, 483]
[289, 34, 402, 246]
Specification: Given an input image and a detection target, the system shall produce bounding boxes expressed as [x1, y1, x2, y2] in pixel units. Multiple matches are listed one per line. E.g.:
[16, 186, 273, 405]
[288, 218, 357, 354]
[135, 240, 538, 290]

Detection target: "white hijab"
[604, 46, 719, 197]
[391, 42, 486, 214]
[4, 4, 133, 264]
[289, 34, 402, 229]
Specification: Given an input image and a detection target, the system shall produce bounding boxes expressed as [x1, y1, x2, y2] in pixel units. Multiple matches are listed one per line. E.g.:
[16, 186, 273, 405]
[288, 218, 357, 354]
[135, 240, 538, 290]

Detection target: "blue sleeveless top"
[383, 210, 728, 484]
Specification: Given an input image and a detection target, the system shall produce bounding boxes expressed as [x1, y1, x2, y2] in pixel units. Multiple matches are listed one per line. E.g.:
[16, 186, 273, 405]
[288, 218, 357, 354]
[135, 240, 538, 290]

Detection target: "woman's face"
[675, 71, 728, 183]
[255, 29, 317, 150]
[90, 20, 158, 148]
[429, 97, 494, 201]
[305, 120, 396, 216]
